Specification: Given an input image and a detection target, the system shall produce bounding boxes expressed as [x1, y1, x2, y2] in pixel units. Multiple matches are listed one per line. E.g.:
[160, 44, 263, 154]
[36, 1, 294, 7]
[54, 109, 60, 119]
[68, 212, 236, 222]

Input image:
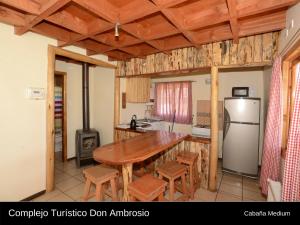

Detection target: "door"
[224, 98, 260, 123]
[223, 123, 259, 176]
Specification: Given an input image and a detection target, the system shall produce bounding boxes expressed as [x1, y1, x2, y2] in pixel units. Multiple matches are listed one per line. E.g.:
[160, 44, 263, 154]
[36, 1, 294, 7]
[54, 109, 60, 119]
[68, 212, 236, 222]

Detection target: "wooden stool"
[128, 174, 167, 201]
[156, 161, 188, 201]
[176, 152, 200, 199]
[82, 164, 119, 201]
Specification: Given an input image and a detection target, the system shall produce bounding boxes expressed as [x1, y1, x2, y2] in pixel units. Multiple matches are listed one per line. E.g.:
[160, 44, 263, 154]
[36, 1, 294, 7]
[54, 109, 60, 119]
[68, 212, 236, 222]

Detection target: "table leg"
[122, 163, 133, 201]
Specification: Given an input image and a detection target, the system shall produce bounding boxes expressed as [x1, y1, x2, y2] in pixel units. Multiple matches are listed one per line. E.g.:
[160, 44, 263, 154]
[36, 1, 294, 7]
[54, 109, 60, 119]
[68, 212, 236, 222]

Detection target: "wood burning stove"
[76, 62, 100, 167]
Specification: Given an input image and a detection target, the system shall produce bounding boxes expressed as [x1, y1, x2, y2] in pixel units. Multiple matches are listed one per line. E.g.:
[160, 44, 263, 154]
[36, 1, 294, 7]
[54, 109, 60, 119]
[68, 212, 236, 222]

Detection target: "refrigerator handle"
[224, 108, 230, 139]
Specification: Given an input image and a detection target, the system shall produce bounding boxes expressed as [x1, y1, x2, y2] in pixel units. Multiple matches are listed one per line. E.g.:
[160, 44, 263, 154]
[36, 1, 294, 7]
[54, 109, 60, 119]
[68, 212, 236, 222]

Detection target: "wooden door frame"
[54, 71, 67, 162]
[46, 45, 116, 192]
[281, 38, 300, 158]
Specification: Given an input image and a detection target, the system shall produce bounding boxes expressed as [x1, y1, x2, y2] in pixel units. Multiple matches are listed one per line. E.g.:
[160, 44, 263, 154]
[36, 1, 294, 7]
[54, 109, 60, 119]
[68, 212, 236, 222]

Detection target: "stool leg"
[82, 179, 91, 201]
[181, 174, 188, 199]
[169, 179, 175, 201]
[189, 164, 194, 199]
[96, 184, 103, 201]
[110, 178, 118, 202]
[194, 161, 201, 189]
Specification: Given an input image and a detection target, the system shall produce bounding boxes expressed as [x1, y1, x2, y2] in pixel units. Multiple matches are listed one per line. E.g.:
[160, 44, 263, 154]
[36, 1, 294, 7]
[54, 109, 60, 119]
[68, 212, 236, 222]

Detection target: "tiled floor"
[33, 154, 266, 202]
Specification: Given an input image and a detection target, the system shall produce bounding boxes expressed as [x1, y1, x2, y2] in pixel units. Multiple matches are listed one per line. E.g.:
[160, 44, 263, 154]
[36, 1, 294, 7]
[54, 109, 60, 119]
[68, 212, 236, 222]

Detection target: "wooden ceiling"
[0, 0, 298, 60]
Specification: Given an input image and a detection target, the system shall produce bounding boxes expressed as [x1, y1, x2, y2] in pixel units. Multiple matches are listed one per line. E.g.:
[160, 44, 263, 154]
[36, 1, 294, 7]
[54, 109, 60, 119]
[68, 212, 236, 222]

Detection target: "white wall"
[92, 66, 115, 145]
[0, 23, 56, 200]
[0, 23, 115, 200]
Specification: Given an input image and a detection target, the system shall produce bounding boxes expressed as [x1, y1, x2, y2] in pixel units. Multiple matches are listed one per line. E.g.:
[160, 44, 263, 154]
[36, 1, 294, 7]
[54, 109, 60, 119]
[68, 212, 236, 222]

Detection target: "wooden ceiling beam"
[121, 26, 170, 56]
[58, 20, 113, 47]
[0, 0, 41, 15]
[237, 0, 298, 18]
[160, 9, 198, 48]
[227, 0, 239, 44]
[46, 10, 88, 35]
[239, 10, 286, 36]
[15, 0, 71, 35]
[77, 39, 114, 54]
[0, 5, 27, 26]
[152, 0, 190, 8]
[120, 0, 159, 24]
[31, 22, 80, 42]
[73, 0, 118, 23]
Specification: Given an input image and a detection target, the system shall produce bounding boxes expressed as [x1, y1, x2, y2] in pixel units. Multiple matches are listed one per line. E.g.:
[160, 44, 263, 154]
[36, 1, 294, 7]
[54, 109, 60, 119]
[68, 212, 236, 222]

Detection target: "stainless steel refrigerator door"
[223, 122, 259, 176]
[224, 99, 260, 123]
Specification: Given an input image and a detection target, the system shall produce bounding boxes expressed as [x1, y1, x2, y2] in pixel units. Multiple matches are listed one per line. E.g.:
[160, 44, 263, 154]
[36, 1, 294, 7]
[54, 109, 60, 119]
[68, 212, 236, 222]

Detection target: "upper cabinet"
[126, 78, 150, 103]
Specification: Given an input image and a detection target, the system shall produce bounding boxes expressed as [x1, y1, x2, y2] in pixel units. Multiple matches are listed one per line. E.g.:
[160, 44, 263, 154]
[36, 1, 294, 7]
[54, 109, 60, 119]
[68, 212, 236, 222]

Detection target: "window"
[154, 81, 192, 124]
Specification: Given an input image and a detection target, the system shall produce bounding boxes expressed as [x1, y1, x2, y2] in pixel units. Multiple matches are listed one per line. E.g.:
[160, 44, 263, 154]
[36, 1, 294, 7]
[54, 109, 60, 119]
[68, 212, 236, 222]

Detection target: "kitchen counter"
[115, 127, 211, 143]
[115, 126, 145, 133]
[185, 135, 211, 144]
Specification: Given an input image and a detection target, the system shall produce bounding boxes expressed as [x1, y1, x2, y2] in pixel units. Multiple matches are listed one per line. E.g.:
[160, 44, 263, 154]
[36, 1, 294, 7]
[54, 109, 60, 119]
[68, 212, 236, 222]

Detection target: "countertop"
[115, 127, 211, 144]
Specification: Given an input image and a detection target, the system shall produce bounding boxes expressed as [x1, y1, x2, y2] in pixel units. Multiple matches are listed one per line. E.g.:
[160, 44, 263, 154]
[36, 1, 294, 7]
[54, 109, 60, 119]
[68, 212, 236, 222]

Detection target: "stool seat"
[82, 164, 119, 201]
[156, 161, 187, 178]
[176, 152, 198, 164]
[83, 165, 118, 182]
[128, 174, 167, 201]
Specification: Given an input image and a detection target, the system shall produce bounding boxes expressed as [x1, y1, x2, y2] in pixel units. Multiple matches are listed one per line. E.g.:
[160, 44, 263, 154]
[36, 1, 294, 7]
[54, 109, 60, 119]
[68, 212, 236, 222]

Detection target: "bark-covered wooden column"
[209, 66, 219, 191]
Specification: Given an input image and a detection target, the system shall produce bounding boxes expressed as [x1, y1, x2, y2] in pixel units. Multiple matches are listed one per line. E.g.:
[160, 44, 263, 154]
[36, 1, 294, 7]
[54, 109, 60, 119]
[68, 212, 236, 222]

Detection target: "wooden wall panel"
[117, 32, 279, 77]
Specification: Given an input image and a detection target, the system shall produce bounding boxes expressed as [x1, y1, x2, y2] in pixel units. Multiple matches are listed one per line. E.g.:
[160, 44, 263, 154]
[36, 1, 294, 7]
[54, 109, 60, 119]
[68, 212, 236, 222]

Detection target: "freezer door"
[222, 123, 259, 176]
[224, 99, 260, 123]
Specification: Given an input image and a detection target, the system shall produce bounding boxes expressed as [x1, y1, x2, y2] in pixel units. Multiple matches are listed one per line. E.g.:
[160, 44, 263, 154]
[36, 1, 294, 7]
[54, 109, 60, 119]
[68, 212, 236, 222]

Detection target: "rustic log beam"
[226, 0, 239, 44]
[15, 0, 71, 35]
[209, 66, 219, 192]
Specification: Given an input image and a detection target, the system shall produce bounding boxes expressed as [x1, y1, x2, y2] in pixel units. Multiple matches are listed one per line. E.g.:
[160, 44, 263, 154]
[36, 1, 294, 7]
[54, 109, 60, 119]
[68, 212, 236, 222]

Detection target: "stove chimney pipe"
[82, 62, 90, 131]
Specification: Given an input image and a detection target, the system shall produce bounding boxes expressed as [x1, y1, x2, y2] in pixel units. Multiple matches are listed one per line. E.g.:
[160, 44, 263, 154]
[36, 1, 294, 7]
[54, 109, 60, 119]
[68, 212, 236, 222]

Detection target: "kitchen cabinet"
[126, 77, 150, 103]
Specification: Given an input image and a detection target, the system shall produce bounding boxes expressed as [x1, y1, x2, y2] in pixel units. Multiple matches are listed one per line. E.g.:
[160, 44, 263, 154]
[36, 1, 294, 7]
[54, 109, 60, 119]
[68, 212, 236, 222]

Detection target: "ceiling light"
[115, 22, 120, 37]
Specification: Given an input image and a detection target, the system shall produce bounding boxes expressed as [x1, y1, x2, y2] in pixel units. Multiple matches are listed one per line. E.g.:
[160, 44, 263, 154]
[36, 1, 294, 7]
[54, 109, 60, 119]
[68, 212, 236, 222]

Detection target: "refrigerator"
[222, 97, 260, 177]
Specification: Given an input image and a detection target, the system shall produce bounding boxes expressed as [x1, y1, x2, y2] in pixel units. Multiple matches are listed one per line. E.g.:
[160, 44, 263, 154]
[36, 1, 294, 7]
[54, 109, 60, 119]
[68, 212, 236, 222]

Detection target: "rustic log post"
[122, 163, 133, 201]
[46, 46, 55, 192]
[209, 66, 219, 191]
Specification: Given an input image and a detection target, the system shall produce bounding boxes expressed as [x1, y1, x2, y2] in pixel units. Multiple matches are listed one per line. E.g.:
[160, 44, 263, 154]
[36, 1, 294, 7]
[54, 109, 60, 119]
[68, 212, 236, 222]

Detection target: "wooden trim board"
[46, 45, 115, 192]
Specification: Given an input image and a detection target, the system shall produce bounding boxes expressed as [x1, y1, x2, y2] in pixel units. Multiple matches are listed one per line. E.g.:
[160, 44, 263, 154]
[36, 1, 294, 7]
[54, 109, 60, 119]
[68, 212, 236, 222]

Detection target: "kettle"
[130, 115, 137, 130]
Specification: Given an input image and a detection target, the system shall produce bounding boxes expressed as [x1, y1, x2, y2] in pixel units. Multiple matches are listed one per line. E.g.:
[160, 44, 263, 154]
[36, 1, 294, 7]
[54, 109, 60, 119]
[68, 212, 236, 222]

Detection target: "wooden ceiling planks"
[0, 0, 298, 60]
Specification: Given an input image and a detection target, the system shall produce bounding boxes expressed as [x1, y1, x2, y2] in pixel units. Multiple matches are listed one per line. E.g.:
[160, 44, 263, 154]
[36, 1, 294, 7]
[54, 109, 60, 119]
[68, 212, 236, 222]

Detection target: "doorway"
[54, 71, 67, 162]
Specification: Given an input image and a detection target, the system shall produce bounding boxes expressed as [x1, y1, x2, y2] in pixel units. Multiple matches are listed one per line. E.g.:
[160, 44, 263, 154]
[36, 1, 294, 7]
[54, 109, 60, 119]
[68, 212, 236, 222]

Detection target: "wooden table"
[93, 131, 188, 201]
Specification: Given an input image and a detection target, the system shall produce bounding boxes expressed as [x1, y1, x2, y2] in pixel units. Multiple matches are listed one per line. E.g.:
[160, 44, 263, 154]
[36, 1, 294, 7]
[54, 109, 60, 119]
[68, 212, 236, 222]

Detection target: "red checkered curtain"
[260, 57, 283, 195]
[282, 63, 300, 201]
